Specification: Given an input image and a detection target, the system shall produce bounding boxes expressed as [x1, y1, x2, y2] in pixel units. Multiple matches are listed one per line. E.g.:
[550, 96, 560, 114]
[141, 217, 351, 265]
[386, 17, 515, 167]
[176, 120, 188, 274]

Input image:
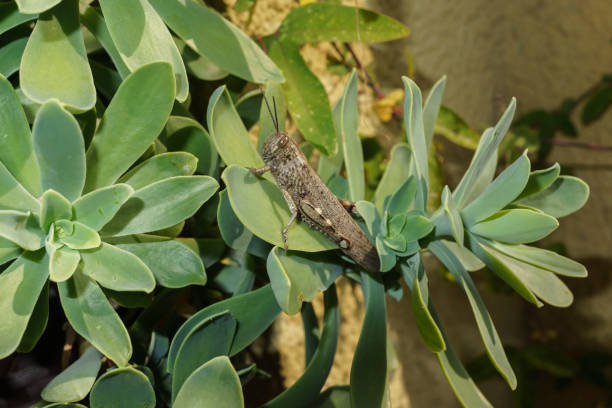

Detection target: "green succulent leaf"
[0, 38, 27, 78]
[277, 3, 409, 44]
[174, 37, 228, 81]
[372, 143, 412, 213]
[222, 165, 336, 252]
[385, 176, 417, 217]
[58, 268, 132, 366]
[164, 116, 219, 177]
[0, 210, 45, 251]
[0, 250, 49, 358]
[423, 75, 447, 150]
[441, 186, 464, 246]
[516, 163, 560, 200]
[40, 190, 72, 232]
[149, 0, 283, 84]
[111, 234, 206, 288]
[469, 209, 558, 244]
[72, 184, 134, 231]
[435, 240, 484, 272]
[41, 347, 102, 403]
[17, 280, 49, 353]
[49, 245, 80, 282]
[80, 243, 155, 293]
[0, 2, 38, 35]
[118, 152, 198, 190]
[355, 200, 382, 237]
[258, 81, 287, 154]
[212, 266, 256, 297]
[0, 75, 41, 196]
[32, 101, 86, 201]
[263, 285, 339, 408]
[89, 367, 155, 408]
[98, 0, 188, 102]
[0, 236, 22, 266]
[84, 62, 175, 192]
[434, 106, 481, 150]
[0, 160, 39, 213]
[15, 0, 60, 14]
[173, 356, 244, 408]
[514, 176, 589, 218]
[20, 0, 95, 111]
[55, 220, 101, 250]
[313, 385, 351, 408]
[402, 212, 434, 243]
[172, 312, 236, 401]
[266, 247, 342, 315]
[376, 236, 396, 272]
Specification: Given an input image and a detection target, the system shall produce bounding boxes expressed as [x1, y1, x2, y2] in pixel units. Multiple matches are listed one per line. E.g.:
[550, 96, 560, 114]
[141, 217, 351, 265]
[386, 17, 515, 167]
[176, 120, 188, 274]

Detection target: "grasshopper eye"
[278, 133, 289, 147]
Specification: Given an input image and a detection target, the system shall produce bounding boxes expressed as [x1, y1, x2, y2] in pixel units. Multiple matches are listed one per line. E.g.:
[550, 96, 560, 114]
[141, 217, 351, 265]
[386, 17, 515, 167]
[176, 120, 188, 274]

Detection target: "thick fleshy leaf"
[0, 38, 27, 78]
[372, 144, 412, 213]
[118, 152, 197, 190]
[376, 236, 396, 272]
[0, 250, 49, 358]
[429, 240, 517, 389]
[17, 280, 48, 353]
[80, 243, 155, 293]
[258, 82, 287, 153]
[0, 160, 39, 213]
[402, 213, 434, 243]
[350, 273, 387, 408]
[263, 286, 339, 408]
[355, 200, 382, 237]
[84, 62, 175, 192]
[266, 247, 342, 315]
[32, 101, 86, 201]
[168, 285, 281, 371]
[0, 210, 45, 250]
[222, 165, 336, 252]
[0, 75, 40, 196]
[72, 184, 134, 231]
[99, 0, 188, 102]
[173, 356, 244, 408]
[386, 176, 417, 217]
[20, 0, 95, 111]
[40, 190, 72, 232]
[313, 385, 351, 408]
[0, 3, 38, 34]
[101, 176, 218, 237]
[175, 37, 228, 81]
[15, 0, 61, 14]
[178, 238, 226, 269]
[111, 235, 206, 288]
[58, 268, 132, 366]
[0, 237, 22, 266]
[515, 176, 589, 218]
[165, 116, 219, 177]
[470, 209, 558, 244]
[278, 3, 409, 43]
[172, 312, 236, 401]
[423, 76, 446, 150]
[207, 86, 265, 169]
[516, 163, 560, 200]
[89, 367, 155, 408]
[462, 151, 530, 226]
[268, 39, 337, 156]
[41, 347, 102, 403]
[441, 186, 464, 246]
[55, 220, 101, 250]
[49, 245, 80, 282]
[149, 0, 283, 84]
[436, 240, 484, 272]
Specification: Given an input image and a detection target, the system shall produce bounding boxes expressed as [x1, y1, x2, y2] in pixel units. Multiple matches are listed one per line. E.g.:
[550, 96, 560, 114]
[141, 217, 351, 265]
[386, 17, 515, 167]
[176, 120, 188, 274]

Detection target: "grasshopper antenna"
[273, 97, 280, 134]
[262, 92, 279, 133]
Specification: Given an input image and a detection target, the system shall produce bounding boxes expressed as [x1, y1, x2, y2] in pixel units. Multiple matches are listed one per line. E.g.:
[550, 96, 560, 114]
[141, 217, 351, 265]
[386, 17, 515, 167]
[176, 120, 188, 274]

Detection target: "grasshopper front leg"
[281, 189, 298, 251]
[248, 165, 271, 176]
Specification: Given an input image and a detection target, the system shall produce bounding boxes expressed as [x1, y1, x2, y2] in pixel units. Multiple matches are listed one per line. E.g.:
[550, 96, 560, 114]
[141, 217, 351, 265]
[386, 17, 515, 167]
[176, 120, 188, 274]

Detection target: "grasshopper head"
[261, 131, 290, 162]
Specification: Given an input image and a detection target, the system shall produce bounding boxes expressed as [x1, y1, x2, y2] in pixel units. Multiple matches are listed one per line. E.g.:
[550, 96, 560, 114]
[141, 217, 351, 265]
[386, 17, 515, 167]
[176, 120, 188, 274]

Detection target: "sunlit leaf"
[41, 347, 102, 403]
[515, 176, 589, 218]
[118, 152, 197, 190]
[0, 210, 45, 251]
[337, 69, 363, 201]
[470, 209, 558, 244]
[15, 0, 61, 14]
[72, 184, 134, 231]
[55, 220, 101, 250]
[516, 163, 560, 200]
[49, 245, 80, 282]
[0, 161, 39, 213]
[89, 367, 155, 408]
[423, 76, 446, 150]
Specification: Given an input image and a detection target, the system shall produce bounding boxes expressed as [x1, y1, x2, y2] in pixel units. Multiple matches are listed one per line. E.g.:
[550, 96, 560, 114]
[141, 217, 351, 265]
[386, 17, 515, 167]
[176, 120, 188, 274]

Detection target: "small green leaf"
[90, 367, 155, 408]
[516, 163, 560, 200]
[84, 62, 175, 191]
[258, 82, 287, 153]
[266, 247, 342, 315]
[101, 176, 218, 237]
[99, 0, 188, 102]
[470, 209, 558, 244]
[165, 116, 219, 177]
[373, 144, 412, 213]
[173, 356, 244, 408]
[172, 312, 237, 401]
[0, 38, 27, 78]
[581, 85, 612, 124]
[32, 101, 86, 201]
[0, 210, 45, 251]
[41, 347, 102, 403]
[58, 268, 132, 366]
[278, 3, 409, 44]
[268, 39, 337, 156]
[149, 0, 283, 84]
[0, 160, 39, 213]
[16, 0, 61, 14]
[0, 250, 49, 358]
[20, 0, 95, 111]
[49, 245, 80, 282]
[440, 186, 464, 246]
[72, 184, 134, 231]
[17, 280, 48, 353]
[386, 176, 417, 217]
[80, 243, 155, 293]
[222, 165, 336, 252]
[40, 190, 72, 232]
[434, 106, 480, 150]
[55, 220, 101, 250]
[0, 3, 38, 35]
[402, 212, 434, 243]
[515, 176, 589, 218]
[118, 152, 197, 190]
[423, 76, 446, 150]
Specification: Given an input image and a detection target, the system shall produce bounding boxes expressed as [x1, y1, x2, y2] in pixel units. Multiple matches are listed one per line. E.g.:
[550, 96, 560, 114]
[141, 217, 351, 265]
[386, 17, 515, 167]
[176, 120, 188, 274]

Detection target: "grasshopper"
[249, 97, 380, 273]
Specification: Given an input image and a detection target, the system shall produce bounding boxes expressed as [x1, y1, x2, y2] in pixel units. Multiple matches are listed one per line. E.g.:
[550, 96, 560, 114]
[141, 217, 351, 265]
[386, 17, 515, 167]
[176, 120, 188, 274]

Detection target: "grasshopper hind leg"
[281, 189, 298, 251]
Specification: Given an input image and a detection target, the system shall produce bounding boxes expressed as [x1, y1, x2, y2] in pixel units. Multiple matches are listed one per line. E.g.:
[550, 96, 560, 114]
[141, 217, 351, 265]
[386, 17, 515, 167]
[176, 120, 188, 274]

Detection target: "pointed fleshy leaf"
[32, 101, 86, 201]
[80, 243, 155, 293]
[56, 220, 101, 250]
[516, 163, 560, 200]
[376, 236, 396, 272]
[266, 247, 342, 315]
[436, 240, 484, 272]
[58, 268, 132, 366]
[84, 62, 175, 191]
[15, 0, 61, 14]
[89, 367, 155, 408]
[118, 152, 197, 190]
[222, 165, 336, 252]
[165, 116, 219, 177]
[17, 280, 49, 353]
[0, 210, 45, 250]
[0, 3, 38, 34]
[0, 237, 22, 266]
[173, 356, 244, 408]
[100, 176, 218, 237]
[258, 82, 287, 153]
[98, 0, 188, 102]
[111, 234, 206, 288]
[40, 190, 72, 232]
[172, 312, 236, 401]
[72, 184, 134, 231]
[462, 151, 530, 226]
[441, 186, 464, 246]
[149, 0, 283, 84]
[0, 75, 40, 196]
[355, 200, 382, 237]
[373, 144, 412, 213]
[41, 347, 102, 403]
[268, 39, 337, 156]
[0, 250, 49, 358]
[0, 38, 27, 78]
[423, 76, 446, 150]
[402, 213, 434, 243]
[337, 69, 363, 201]
[515, 176, 589, 218]
[470, 209, 558, 244]
[0, 160, 39, 213]
[20, 0, 95, 111]
[386, 176, 417, 217]
[49, 245, 80, 282]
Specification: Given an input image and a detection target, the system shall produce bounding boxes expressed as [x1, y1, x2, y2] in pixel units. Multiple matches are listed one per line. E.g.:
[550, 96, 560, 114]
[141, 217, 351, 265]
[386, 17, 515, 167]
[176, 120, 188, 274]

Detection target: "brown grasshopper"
[249, 97, 380, 273]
